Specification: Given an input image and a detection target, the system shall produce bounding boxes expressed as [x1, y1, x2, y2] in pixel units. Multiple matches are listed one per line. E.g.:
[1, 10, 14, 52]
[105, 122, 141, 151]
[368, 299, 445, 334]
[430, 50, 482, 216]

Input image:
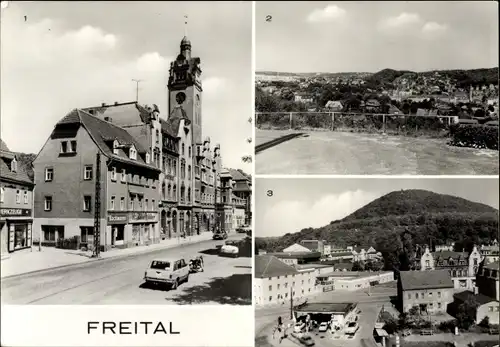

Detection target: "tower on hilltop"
[167, 34, 203, 146]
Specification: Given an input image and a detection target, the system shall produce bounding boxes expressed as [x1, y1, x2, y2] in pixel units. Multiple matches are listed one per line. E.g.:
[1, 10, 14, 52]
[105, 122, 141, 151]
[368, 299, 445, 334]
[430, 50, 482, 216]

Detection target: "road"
[255, 283, 397, 347]
[255, 130, 499, 175]
[1, 234, 251, 305]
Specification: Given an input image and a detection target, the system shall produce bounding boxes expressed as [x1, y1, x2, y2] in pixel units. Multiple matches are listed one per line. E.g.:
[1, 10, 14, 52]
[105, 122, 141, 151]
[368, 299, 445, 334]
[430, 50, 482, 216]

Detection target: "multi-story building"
[398, 269, 455, 314]
[32, 109, 162, 250]
[480, 240, 499, 264]
[254, 255, 321, 306]
[476, 261, 500, 301]
[300, 240, 325, 255]
[1, 140, 35, 254]
[420, 245, 482, 291]
[283, 243, 312, 253]
[228, 169, 252, 226]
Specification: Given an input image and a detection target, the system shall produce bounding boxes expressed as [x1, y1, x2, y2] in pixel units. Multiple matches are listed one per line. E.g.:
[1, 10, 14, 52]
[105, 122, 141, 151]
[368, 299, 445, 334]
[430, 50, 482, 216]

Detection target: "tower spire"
[184, 15, 188, 37]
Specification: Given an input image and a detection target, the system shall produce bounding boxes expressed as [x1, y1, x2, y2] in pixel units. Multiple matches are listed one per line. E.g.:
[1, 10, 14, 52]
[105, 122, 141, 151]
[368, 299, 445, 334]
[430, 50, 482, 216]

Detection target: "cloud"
[381, 12, 421, 29]
[306, 5, 346, 23]
[260, 190, 380, 237]
[422, 22, 448, 34]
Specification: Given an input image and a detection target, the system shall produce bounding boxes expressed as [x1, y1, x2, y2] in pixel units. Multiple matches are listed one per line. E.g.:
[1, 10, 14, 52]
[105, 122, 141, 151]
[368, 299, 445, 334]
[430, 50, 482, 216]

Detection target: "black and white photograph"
[0, 1, 252, 306]
[255, 1, 499, 175]
[254, 177, 499, 347]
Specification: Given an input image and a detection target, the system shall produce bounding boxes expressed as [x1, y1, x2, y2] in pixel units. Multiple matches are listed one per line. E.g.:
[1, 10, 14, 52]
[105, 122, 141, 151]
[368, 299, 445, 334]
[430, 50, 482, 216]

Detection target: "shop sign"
[323, 285, 334, 292]
[130, 212, 157, 222]
[0, 208, 32, 217]
[108, 213, 128, 224]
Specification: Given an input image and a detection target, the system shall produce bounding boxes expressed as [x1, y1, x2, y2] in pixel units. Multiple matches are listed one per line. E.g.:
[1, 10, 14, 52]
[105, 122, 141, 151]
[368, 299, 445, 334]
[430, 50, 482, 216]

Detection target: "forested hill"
[255, 189, 498, 270]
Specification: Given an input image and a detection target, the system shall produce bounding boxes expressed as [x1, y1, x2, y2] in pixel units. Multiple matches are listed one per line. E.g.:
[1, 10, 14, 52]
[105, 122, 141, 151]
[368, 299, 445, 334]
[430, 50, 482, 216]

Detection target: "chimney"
[104, 117, 112, 123]
[473, 286, 479, 295]
[114, 101, 118, 105]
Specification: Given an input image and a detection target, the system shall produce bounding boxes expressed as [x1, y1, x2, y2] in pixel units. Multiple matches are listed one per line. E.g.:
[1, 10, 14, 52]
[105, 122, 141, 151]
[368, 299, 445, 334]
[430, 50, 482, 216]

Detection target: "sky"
[256, 1, 499, 73]
[256, 178, 499, 238]
[0, 1, 252, 172]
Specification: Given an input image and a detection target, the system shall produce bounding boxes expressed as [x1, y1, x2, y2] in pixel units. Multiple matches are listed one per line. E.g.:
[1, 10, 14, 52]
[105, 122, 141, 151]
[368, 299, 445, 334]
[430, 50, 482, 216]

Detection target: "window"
[60, 141, 68, 153]
[489, 306, 494, 312]
[138, 198, 142, 210]
[83, 196, 92, 212]
[146, 153, 150, 164]
[268, 285, 272, 291]
[113, 140, 120, 155]
[429, 292, 433, 297]
[438, 303, 442, 309]
[45, 168, 53, 182]
[144, 199, 148, 211]
[156, 130, 160, 144]
[187, 188, 191, 202]
[182, 143, 185, 155]
[121, 169, 126, 182]
[120, 197, 125, 211]
[152, 199, 155, 210]
[84, 165, 93, 180]
[438, 292, 441, 298]
[16, 190, 20, 203]
[129, 147, 137, 160]
[70, 140, 77, 152]
[408, 293, 412, 299]
[474, 259, 478, 265]
[129, 196, 134, 210]
[0, 187, 4, 203]
[416, 293, 419, 299]
[110, 196, 115, 210]
[11, 158, 17, 172]
[44, 196, 52, 211]
[269, 296, 272, 302]
[111, 167, 117, 181]
[425, 260, 430, 267]
[277, 284, 280, 290]
[23, 191, 28, 204]
[80, 227, 94, 243]
[188, 165, 191, 180]
[188, 146, 191, 157]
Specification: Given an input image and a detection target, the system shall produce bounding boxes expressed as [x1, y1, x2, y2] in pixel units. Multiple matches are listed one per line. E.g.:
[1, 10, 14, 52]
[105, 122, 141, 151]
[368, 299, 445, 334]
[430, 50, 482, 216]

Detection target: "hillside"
[256, 189, 498, 270]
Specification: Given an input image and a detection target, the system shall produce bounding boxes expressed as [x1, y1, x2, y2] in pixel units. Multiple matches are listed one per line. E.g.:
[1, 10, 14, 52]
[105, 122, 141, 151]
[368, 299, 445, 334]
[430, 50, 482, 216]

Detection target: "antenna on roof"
[131, 79, 143, 102]
[184, 15, 188, 36]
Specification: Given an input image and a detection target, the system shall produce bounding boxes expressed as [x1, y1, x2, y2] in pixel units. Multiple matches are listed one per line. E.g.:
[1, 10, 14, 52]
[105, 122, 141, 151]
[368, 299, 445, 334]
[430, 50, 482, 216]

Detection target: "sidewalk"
[1, 232, 213, 279]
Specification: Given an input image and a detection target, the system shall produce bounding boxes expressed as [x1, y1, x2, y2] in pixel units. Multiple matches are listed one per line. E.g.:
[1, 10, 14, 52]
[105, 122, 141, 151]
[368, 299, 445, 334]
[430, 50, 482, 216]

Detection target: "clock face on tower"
[176, 92, 186, 105]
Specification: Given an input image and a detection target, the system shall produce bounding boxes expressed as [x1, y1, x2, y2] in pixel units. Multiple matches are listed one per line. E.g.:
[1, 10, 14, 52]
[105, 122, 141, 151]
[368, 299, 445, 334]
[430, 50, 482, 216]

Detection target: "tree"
[456, 297, 478, 330]
[478, 316, 490, 328]
[352, 261, 365, 271]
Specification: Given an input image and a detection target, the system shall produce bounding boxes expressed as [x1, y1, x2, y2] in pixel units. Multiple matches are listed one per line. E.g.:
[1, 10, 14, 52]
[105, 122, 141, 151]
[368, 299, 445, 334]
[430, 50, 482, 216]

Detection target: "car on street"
[294, 322, 306, 333]
[299, 335, 315, 346]
[318, 322, 328, 332]
[344, 322, 359, 335]
[213, 230, 228, 240]
[144, 258, 189, 290]
[220, 242, 239, 257]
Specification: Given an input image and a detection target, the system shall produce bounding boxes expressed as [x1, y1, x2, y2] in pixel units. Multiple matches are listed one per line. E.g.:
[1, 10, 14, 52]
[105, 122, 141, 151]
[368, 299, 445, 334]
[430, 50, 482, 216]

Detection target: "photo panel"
[1, 1, 254, 346]
[254, 1, 499, 175]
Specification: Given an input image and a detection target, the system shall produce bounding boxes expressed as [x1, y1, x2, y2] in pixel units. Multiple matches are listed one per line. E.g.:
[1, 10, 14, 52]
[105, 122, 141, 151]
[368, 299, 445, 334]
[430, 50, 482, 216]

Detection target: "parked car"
[213, 231, 228, 240]
[489, 327, 499, 335]
[294, 322, 306, 333]
[220, 243, 239, 257]
[402, 329, 411, 337]
[299, 335, 315, 346]
[344, 322, 359, 335]
[318, 322, 328, 332]
[144, 258, 189, 290]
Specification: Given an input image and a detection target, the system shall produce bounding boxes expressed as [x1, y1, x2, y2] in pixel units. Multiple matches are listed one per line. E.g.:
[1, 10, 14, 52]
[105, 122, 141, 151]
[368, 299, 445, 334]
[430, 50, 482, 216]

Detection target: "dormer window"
[11, 158, 17, 172]
[113, 140, 120, 155]
[145, 153, 150, 164]
[129, 146, 137, 160]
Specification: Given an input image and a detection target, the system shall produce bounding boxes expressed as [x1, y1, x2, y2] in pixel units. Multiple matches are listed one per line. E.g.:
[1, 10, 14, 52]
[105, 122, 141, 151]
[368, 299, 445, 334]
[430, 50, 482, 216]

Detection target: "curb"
[1, 235, 213, 280]
[255, 133, 304, 154]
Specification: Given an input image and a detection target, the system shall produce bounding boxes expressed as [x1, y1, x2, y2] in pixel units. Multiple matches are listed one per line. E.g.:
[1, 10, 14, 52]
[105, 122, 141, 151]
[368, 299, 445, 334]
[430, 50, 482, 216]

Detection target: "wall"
[402, 287, 454, 313]
[476, 268, 499, 301]
[233, 206, 246, 229]
[254, 270, 320, 306]
[0, 182, 34, 209]
[477, 301, 499, 325]
[33, 127, 103, 220]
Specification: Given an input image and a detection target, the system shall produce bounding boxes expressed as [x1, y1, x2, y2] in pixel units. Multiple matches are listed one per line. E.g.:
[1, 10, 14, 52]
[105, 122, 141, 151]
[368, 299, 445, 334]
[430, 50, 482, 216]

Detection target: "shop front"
[129, 211, 158, 246]
[107, 212, 128, 248]
[0, 208, 33, 253]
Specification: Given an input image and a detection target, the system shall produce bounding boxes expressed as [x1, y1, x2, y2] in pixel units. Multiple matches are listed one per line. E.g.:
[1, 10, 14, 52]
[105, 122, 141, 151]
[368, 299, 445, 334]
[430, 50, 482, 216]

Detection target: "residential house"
[300, 240, 325, 255]
[398, 269, 454, 314]
[228, 169, 252, 226]
[325, 100, 343, 112]
[283, 243, 312, 253]
[0, 140, 35, 254]
[365, 99, 381, 113]
[268, 251, 322, 266]
[480, 240, 499, 264]
[254, 255, 320, 306]
[33, 109, 162, 250]
[420, 245, 482, 291]
[294, 93, 314, 104]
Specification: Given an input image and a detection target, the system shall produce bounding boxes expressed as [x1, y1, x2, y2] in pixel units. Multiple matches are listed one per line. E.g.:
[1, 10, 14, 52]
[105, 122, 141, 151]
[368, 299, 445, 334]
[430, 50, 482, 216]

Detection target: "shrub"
[438, 319, 457, 333]
[56, 236, 81, 250]
[449, 124, 499, 150]
[383, 318, 399, 334]
[479, 316, 490, 328]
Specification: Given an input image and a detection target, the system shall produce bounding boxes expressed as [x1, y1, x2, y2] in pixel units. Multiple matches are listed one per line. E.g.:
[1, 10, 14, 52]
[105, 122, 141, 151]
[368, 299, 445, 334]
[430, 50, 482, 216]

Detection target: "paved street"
[1, 234, 251, 305]
[255, 283, 397, 347]
[255, 130, 499, 175]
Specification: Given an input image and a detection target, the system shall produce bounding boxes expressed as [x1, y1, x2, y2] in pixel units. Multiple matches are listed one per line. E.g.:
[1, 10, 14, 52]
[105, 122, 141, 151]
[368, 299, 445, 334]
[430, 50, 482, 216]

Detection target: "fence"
[256, 112, 458, 136]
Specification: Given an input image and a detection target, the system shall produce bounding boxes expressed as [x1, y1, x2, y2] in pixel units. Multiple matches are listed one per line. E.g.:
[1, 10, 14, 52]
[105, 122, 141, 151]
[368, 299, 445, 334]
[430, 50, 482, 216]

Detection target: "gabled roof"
[82, 102, 152, 125]
[162, 106, 190, 138]
[283, 243, 312, 253]
[399, 270, 453, 291]
[0, 140, 33, 185]
[55, 109, 160, 172]
[255, 255, 299, 278]
[269, 251, 322, 260]
[228, 169, 251, 181]
[454, 291, 497, 306]
[432, 251, 469, 261]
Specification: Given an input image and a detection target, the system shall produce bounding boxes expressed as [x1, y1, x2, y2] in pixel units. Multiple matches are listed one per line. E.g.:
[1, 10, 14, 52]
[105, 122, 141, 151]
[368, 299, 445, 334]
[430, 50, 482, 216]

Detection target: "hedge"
[449, 124, 499, 150]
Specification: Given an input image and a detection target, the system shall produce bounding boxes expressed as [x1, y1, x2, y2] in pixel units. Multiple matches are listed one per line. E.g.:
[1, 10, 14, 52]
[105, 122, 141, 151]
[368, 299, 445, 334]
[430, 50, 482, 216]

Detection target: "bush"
[56, 236, 81, 250]
[438, 319, 457, 333]
[383, 318, 399, 334]
[479, 316, 490, 328]
[449, 124, 499, 150]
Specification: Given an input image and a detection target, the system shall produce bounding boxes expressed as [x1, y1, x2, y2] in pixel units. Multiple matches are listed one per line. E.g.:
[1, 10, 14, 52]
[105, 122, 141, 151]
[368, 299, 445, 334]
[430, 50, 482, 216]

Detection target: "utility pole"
[132, 79, 143, 102]
[93, 152, 101, 258]
[290, 286, 293, 320]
